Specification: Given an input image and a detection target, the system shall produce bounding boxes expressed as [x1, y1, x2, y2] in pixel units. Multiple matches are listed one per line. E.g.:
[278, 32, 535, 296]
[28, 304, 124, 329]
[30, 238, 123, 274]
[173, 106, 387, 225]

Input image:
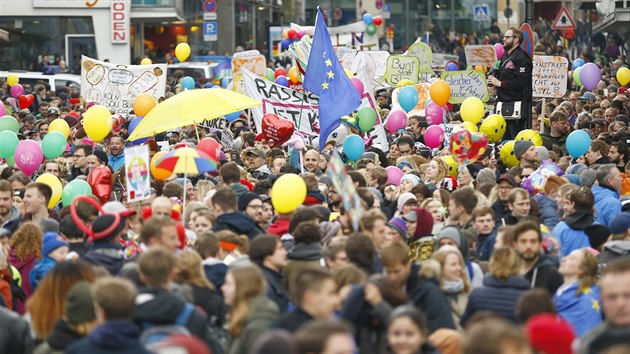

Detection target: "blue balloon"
[221, 77, 230, 88]
[343, 134, 365, 161]
[398, 86, 419, 113]
[211, 85, 221, 89]
[573, 58, 585, 69]
[204, 83, 213, 88]
[129, 117, 148, 145]
[445, 62, 458, 71]
[275, 75, 289, 87]
[182, 76, 195, 90]
[566, 130, 591, 158]
[362, 13, 373, 25]
[225, 111, 241, 122]
[281, 38, 292, 50]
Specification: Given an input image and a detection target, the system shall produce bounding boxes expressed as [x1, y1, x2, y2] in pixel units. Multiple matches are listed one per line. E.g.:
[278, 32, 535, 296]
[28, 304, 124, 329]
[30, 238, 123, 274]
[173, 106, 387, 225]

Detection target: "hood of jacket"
[47, 319, 84, 350]
[88, 320, 142, 349]
[134, 287, 187, 325]
[564, 211, 595, 230]
[288, 242, 322, 260]
[483, 274, 530, 290]
[231, 183, 250, 197]
[412, 208, 434, 239]
[603, 240, 630, 256]
[214, 211, 258, 235]
[593, 184, 620, 203]
[8, 250, 37, 271]
[2, 205, 21, 226]
[84, 243, 126, 275]
[247, 296, 279, 322]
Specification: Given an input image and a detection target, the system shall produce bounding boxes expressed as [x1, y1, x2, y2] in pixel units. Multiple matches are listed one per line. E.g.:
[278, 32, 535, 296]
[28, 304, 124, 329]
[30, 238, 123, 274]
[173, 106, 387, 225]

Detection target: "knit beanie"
[525, 314, 575, 354]
[535, 146, 549, 161]
[514, 140, 534, 160]
[397, 192, 418, 211]
[413, 207, 434, 238]
[64, 281, 96, 325]
[42, 232, 69, 256]
[238, 193, 261, 211]
[400, 174, 421, 187]
[437, 227, 463, 248]
[388, 217, 408, 239]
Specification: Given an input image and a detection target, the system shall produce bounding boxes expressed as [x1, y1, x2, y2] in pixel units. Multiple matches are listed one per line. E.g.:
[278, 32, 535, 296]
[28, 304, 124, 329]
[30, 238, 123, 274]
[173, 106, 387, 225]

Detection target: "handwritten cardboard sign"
[391, 83, 431, 116]
[383, 55, 420, 85]
[231, 51, 267, 77]
[432, 53, 459, 70]
[532, 55, 568, 98]
[464, 45, 497, 67]
[405, 41, 433, 67]
[440, 70, 489, 103]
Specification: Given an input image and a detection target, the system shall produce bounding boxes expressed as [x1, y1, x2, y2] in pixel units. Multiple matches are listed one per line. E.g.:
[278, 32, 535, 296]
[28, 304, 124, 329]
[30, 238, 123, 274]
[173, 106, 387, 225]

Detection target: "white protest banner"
[231, 50, 267, 77]
[432, 53, 459, 70]
[405, 41, 433, 68]
[440, 70, 489, 103]
[383, 55, 420, 85]
[341, 50, 390, 88]
[124, 145, 151, 203]
[290, 21, 379, 50]
[356, 67, 389, 151]
[464, 45, 497, 67]
[81, 55, 167, 115]
[532, 55, 568, 98]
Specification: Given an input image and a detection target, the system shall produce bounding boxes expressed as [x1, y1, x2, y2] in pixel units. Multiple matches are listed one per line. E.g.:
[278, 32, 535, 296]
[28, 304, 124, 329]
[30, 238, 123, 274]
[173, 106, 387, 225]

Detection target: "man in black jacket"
[487, 27, 532, 140]
[249, 235, 291, 313]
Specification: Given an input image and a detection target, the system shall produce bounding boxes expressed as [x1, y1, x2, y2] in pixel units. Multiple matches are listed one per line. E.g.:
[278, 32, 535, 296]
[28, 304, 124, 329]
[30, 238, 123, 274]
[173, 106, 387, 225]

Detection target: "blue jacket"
[66, 320, 150, 354]
[212, 211, 262, 240]
[108, 153, 125, 173]
[460, 274, 530, 326]
[406, 263, 456, 332]
[552, 211, 595, 258]
[534, 194, 561, 229]
[553, 282, 602, 337]
[592, 185, 622, 227]
[477, 229, 498, 261]
[29, 256, 57, 291]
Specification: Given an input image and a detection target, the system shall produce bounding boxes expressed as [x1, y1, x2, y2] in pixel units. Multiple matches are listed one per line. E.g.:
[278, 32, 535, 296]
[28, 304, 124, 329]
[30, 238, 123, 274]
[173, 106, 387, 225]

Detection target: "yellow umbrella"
[128, 88, 261, 141]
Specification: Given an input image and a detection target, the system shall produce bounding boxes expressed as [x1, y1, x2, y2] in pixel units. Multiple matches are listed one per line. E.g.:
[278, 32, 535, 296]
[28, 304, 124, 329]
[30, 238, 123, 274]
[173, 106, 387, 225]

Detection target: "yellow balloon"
[49, 119, 70, 139]
[36, 173, 62, 209]
[397, 79, 414, 88]
[500, 140, 519, 168]
[83, 105, 112, 142]
[460, 97, 485, 124]
[7, 74, 19, 86]
[460, 121, 478, 133]
[344, 69, 354, 78]
[515, 129, 543, 146]
[617, 67, 630, 86]
[140, 58, 152, 65]
[271, 173, 307, 214]
[175, 43, 191, 62]
[440, 155, 459, 178]
[479, 114, 506, 143]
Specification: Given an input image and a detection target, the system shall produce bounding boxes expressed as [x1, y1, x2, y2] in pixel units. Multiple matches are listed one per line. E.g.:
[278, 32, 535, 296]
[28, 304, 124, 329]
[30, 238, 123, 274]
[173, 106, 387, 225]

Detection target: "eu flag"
[303, 8, 361, 151]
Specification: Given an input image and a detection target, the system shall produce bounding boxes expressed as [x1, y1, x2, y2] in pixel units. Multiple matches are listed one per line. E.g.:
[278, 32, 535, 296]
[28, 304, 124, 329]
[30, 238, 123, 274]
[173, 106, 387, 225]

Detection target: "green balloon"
[266, 68, 275, 81]
[42, 131, 66, 159]
[358, 107, 377, 132]
[0, 116, 19, 133]
[366, 24, 377, 36]
[0, 131, 19, 159]
[573, 67, 582, 87]
[62, 179, 93, 206]
[5, 155, 14, 167]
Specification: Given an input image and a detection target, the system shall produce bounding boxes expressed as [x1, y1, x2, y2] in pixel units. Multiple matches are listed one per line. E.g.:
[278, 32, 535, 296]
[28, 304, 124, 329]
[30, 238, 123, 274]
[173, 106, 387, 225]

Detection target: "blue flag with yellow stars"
[303, 8, 361, 151]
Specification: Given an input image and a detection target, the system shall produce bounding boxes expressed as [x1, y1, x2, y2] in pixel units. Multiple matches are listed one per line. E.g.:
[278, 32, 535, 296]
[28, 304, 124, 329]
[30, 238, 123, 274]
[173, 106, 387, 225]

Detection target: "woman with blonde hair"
[221, 264, 279, 354]
[396, 156, 419, 173]
[422, 198, 446, 234]
[216, 230, 249, 265]
[8, 222, 43, 314]
[424, 158, 448, 190]
[431, 246, 472, 331]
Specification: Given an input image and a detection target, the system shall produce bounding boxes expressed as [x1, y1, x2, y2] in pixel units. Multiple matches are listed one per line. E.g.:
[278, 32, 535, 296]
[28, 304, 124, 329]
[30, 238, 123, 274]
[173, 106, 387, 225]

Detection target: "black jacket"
[494, 46, 532, 103]
[212, 211, 261, 240]
[66, 320, 149, 354]
[272, 307, 314, 333]
[460, 275, 529, 325]
[523, 254, 564, 294]
[341, 285, 394, 354]
[492, 199, 510, 222]
[39, 319, 84, 352]
[406, 263, 456, 332]
[84, 243, 126, 275]
[260, 266, 290, 313]
[0, 307, 33, 354]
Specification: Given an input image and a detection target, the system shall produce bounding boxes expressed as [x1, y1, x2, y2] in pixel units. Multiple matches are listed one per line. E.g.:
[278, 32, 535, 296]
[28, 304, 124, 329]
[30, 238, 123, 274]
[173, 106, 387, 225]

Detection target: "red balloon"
[287, 29, 298, 40]
[262, 113, 295, 147]
[18, 94, 34, 109]
[373, 16, 383, 26]
[274, 67, 287, 78]
[87, 165, 112, 204]
[198, 137, 221, 161]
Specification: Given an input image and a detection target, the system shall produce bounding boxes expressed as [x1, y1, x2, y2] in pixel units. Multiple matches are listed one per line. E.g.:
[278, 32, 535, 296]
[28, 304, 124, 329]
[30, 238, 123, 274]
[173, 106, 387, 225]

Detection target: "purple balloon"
[425, 101, 445, 125]
[14, 139, 43, 176]
[350, 77, 364, 94]
[385, 110, 408, 133]
[445, 62, 458, 71]
[385, 166, 404, 185]
[275, 75, 289, 87]
[579, 62, 601, 91]
[10, 84, 24, 98]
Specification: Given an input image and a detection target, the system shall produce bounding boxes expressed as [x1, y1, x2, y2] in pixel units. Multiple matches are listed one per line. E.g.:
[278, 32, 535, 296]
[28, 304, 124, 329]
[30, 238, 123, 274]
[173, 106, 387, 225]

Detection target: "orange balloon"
[429, 79, 451, 107]
[282, 29, 289, 38]
[150, 151, 171, 180]
[288, 66, 300, 83]
[474, 65, 487, 73]
[133, 94, 157, 117]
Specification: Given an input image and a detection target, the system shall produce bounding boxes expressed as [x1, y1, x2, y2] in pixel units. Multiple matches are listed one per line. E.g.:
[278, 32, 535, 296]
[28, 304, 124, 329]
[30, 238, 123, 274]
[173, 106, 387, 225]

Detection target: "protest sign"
[432, 53, 459, 70]
[440, 70, 489, 103]
[383, 55, 420, 85]
[391, 83, 431, 116]
[341, 50, 390, 87]
[231, 50, 267, 77]
[81, 55, 167, 115]
[290, 20, 379, 50]
[464, 45, 497, 67]
[532, 55, 568, 98]
[124, 145, 151, 203]
[405, 41, 433, 68]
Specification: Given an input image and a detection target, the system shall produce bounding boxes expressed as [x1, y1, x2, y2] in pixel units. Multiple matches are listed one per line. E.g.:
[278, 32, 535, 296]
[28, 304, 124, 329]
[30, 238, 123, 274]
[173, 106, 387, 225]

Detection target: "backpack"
[139, 303, 195, 351]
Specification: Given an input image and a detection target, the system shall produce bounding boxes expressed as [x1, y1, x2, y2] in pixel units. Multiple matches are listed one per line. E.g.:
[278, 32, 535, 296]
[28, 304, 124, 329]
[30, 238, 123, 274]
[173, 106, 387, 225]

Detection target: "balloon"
[0, 131, 19, 159]
[150, 151, 172, 180]
[0, 105, 5, 117]
[287, 29, 297, 39]
[429, 79, 451, 106]
[344, 69, 354, 78]
[225, 111, 241, 122]
[426, 101, 445, 125]
[83, 105, 112, 142]
[6, 74, 19, 86]
[566, 130, 591, 158]
[573, 67, 583, 87]
[181, 76, 195, 90]
[62, 179, 93, 206]
[385, 166, 404, 185]
[617, 67, 630, 86]
[363, 13, 374, 25]
[296, 31, 306, 39]
[460, 97, 485, 124]
[134, 93, 157, 116]
[445, 62, 458, 71]
[198, 138, 221, 161]
[262, 113, 295, 147]
[494, 43, 504, 59]
[474, 65, 488, 73]
[397, 79, 414, 88]
[357, 107, 377, 132]
[282, 29, 289, 38]
[288, 66, 300, 83]
[350, 77, 364, 94]
[386, 110, 408, 133]
[460, 121, 478, 132]
[10, 84, 24, 98]
[365, 24, 377, 36]
[274, 67, 287, 78]
[36, 174, 62, 209]
[128, 117, 148, 145]
[449, 129, 488, 164]
[42, 131, 67, 159]
[398, 86, 419, 113]
[343, 134, 365, 161]
[14, 139, 43, 176]
[175, 43, 191, 62]
[4, 156, 14, 167]
[87, 165, 112, 204]
[271, 174, 306, 213]
[515, 129, 543, 146]
[18, 94, 34, 109]
[373, 16, 383, 26]
[140, 58, 152, 65]
[479, 114, 506, 143]
[440, 155, 459, 178]
[573, 58, 585, 69]
[49, 119, 70, 138]
[0, 115, 19, 133]
[579, 62, 601, 91]
[275, 75, 289, 87]
[221, 77, 230, 88]
[424, 125, 445, 149]
[281, 38, 292, 50]
[500, 141, 519, 168]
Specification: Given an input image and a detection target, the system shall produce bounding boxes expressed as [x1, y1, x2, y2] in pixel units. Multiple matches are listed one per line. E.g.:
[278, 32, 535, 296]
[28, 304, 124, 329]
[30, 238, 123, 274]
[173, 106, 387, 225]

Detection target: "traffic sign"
[204, 21, 217, 41]
[473, 4, 490, 22]
[552, 6, 576, 30]
[203, 0, 217, 13]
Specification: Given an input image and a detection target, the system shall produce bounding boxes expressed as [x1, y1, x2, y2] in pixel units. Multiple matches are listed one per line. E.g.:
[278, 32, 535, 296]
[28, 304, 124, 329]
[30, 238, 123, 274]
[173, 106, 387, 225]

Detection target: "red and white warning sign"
[552, 6, 576, 30]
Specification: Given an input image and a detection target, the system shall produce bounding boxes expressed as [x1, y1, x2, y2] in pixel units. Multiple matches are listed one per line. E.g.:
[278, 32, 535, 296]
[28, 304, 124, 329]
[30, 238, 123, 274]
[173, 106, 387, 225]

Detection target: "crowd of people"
[0, 23, 630, 354]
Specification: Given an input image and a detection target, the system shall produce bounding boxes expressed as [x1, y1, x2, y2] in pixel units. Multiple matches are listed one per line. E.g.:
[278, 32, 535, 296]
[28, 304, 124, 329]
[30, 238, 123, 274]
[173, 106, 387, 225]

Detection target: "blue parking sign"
[204, 21, 217, 35]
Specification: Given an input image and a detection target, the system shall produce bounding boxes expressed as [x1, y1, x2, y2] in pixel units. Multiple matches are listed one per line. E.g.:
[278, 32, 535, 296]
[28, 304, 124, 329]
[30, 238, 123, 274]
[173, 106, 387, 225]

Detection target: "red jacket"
[0, 269, 12, 310]
[267, 217, 290, 236]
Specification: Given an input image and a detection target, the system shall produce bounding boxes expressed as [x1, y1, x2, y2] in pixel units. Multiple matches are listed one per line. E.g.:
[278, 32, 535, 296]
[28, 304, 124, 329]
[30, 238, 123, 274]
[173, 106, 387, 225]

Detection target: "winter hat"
[92, 149, 108, 164]
[525, 314, 575, 354]
[401, 174, 421, 186]
[566, 163, 588, 176]
[64, 281, 96, 325]
[543, 175, 567, 196]
[40, 218, 60, 233]
[91, 213, 126, 242]
[238, 192, 262, 211]
[465, 164, 482, 179]
[514, 140, 534, 160]
[412, 207, 434, 238]
[59, 215, 85, 239]
[397, 192, 418, 211]
[564, 174, 581, 185]
[580, 169, 597, 187]
[439, 176, 458, 192]
[42, 232, 69, 256]
[476, 168, 497, 186]
[585, 224, 611, 249]
[368, 187, 384, 203]
[437, 227, 463, 248]
[387, 217, 408, 239]
[535, 146, 549, 161]
[103, 201, 137, 218]
[610, 212, 630, 235]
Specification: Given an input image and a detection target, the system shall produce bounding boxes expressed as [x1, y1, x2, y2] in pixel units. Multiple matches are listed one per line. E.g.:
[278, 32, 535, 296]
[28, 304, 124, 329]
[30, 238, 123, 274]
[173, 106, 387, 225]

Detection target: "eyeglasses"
[248, 204, 262, 210]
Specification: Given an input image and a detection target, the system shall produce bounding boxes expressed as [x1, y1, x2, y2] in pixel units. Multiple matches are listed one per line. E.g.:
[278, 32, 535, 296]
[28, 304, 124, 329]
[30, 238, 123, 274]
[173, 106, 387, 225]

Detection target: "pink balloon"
[425, 101, 445, 125]
[386, 166, 404, 185]
[494, 43, 504, 59]
[424, 125, 445, 149]
[0, 104, 5, 116]
[10, 84, 24, 98]
[297, 31, 306, 39]
[385, 110, 408, 133]
[350, 77, 364, 94]
[14, 139, 43, 176]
